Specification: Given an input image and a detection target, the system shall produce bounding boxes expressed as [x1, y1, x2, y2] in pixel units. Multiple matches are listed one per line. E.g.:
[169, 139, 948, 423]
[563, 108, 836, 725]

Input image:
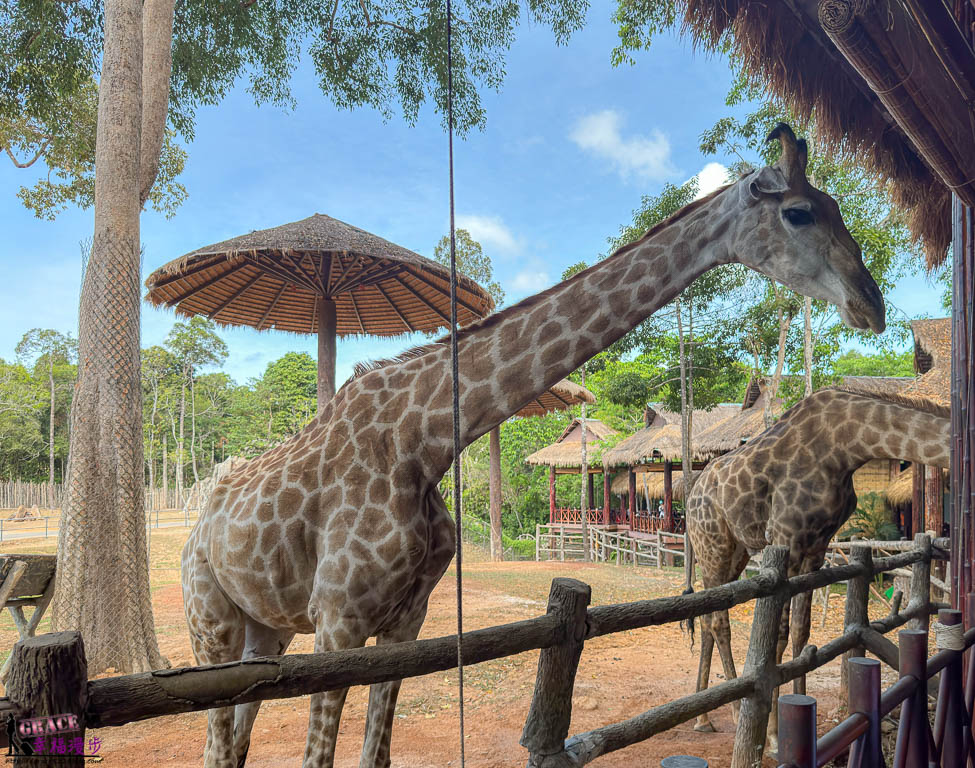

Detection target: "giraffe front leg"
[693, 612, 717, 733]
[302, 613, 367, 768]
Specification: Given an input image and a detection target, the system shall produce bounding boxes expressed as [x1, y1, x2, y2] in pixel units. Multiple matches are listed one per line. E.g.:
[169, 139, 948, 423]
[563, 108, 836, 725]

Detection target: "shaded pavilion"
[486, 379, 595, 560]
[678, 0, 975, 608]
[525, 418, 619, 527]
[144, 213, 494, 408]
[603, 404, 736, 533]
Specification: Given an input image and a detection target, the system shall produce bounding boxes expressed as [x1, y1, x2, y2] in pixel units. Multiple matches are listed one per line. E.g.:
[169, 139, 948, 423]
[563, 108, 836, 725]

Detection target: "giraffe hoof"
[693, 721, 717, 733]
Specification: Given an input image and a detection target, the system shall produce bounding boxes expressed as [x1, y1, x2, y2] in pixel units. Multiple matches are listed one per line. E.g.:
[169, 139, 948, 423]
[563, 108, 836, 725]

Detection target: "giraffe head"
[730, 122, 885, 333]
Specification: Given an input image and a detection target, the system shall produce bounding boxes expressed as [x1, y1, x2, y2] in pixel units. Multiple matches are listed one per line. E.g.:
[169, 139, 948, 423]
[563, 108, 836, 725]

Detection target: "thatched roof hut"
[693, 379, 783, 460]
[516, 379, 595, 418]
[524, 419, 618, 469]
[610, 470, 700, 500]
[668, 1, 975, 267]
[902, 318, 950, 411]
[602, 405, 737, 467]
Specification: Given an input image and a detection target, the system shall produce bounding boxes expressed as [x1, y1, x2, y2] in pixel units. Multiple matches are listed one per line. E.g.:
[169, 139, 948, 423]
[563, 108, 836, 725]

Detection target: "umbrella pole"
[489, 426, 503, 561]
[317, 296, 337, 410]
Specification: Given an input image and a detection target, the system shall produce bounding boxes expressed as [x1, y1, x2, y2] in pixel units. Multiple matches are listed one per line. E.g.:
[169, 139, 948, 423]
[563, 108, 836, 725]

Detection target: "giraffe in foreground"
[684, 388, 950, 743]
[181, 124, 887, 768]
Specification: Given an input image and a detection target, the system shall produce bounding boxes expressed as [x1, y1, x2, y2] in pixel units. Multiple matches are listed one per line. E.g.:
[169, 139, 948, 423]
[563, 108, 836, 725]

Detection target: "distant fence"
[0, 482, 193, 513]
[0, 509, 201, 543]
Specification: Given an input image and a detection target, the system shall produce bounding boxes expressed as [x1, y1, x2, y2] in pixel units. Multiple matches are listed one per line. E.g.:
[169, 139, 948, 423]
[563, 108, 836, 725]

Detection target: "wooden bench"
[0, 554, 56, 682]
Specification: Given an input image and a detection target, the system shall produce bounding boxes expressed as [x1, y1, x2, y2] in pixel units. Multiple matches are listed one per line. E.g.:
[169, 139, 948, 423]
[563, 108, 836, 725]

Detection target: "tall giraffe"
[181, 124, 887, 768]
[684, 388, 949, 743]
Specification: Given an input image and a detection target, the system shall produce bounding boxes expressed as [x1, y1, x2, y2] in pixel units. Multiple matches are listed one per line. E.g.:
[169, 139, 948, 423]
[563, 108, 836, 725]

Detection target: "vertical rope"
[446, 1, 466, 765]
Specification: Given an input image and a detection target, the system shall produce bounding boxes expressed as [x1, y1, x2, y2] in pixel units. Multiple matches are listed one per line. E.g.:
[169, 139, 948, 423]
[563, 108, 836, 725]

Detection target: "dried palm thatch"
[516, 379, 595, 418]
[839, 376, 914, 397]
[883, 469, 913, 507]
[610, 470, 701, 499]
[602, 406, 738, 467]
[903, 318, 951, 410]
[525, 419, 618, 469]
[693, 381, 784, 459]
[675, 0, 953, 267]
[144, 213, 494, 336]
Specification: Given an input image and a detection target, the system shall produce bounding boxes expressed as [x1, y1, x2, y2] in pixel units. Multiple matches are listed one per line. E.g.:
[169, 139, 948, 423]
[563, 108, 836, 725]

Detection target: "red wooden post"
[628, 469, 636, 531]
[911, 463, 925, 538]
[899, 629, 928, 768]
[602, 470, 610, 525]
[663, 460, 673, 533]
[925, 466, 943, 536]
[777, 694, 816, 768]
[548, 466, 555, 524]
[934, 609, 964, 767]
[587, 471, 595, 518]
[847, 658, 882, 768]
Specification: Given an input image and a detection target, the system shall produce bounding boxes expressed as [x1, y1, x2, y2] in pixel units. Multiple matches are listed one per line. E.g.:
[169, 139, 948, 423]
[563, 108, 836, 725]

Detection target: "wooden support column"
[602, 470, 610, 525]
[316, 295, 337, 409]
[548, 467, 555, 524]
[663, 460, 674, 533]
[488, 426, 503, 562]
[925, 466, 944, 536]
[6, 632, 87, 767]
[911, 463, 925, 538]
[587, 471, 595, 515]
[628, 469, 636, 531]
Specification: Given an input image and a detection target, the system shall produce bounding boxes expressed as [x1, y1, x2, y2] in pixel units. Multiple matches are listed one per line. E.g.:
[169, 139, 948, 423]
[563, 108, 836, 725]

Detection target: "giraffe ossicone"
[181, 123, 887, 768]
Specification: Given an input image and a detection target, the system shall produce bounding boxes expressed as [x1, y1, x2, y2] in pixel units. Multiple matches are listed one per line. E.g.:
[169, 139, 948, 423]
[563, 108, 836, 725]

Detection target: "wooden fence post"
[730, 545, 789, 768]
[776, 693, 816, 768]
[897, 628, 928, 768]
[932, 608, 964, 767]
[521, 578, 591, 767]
[5, 631, 87, 767]
[840, 544, 872, 701]
[908, 533, 932, 632]
[846, 657, 881, 768]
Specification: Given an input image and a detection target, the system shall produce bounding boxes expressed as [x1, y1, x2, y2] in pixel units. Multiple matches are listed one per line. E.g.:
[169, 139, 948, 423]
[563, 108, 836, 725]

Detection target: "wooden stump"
[5, 631, 87, 767]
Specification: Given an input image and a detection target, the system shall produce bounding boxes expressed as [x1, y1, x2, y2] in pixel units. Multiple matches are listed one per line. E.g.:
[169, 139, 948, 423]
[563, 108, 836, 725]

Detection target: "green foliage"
[433, 229, 505, 307]
[1, 0, 589, 218]
[840, 492, 900, 541]
[832, 349, 915, 378]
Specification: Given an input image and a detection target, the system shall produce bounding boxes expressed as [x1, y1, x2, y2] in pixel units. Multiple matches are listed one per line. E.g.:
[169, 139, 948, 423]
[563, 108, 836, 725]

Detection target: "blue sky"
[0, 10, 945, 384]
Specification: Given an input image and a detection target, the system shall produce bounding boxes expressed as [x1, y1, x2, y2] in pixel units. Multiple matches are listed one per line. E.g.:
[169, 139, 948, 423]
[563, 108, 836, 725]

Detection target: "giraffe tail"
[680, 536, 696, 648]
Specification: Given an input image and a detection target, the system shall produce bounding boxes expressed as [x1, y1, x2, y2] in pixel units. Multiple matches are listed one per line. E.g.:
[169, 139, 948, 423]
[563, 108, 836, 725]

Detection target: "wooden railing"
[0, 535, 948, 768]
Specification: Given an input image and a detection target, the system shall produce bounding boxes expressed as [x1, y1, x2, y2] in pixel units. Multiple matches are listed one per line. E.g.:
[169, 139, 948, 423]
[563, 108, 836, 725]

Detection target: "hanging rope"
[446, 1, 466, 765]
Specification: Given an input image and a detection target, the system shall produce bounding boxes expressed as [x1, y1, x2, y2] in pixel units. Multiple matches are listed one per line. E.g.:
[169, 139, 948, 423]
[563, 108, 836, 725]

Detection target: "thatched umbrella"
[487, 380, 595, 560]
[144, 213, 495, 408]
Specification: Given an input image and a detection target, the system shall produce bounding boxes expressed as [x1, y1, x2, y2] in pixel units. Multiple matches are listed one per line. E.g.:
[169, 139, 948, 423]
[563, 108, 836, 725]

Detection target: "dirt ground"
[0, 529, 893, 767]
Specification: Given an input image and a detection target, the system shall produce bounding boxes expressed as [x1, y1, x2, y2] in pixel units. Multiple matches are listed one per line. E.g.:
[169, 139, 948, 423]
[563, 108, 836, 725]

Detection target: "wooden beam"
[393, 276, 450, 324]
[328, 252, 365, 295]
[163, 261, 247, 306]
[402, 267, 484, 317]
[256, 283, 288, 330]
[207, 272, 263, 320]
[374, 283, 414, 332]
[349, 291, 366, 335]
[242, 252, 320, 293]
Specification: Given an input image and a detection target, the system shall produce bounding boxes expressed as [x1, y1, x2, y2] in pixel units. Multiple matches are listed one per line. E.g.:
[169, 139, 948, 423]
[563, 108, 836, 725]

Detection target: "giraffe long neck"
[416, 184, 740, 476]
[816, 394, 951, 473]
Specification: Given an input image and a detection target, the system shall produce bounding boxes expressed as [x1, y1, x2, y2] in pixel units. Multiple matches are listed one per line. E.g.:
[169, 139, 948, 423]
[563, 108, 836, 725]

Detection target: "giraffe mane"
[341, 184, 733, 390]
[831, 386, 949, 419]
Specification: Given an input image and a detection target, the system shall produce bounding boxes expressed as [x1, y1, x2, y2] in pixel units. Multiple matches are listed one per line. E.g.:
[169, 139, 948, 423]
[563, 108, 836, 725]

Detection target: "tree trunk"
[803, 295, 813, 398]
[765, 292, 792, 429]
[676, 298, 695, 498]
[162, 432, 168, 509]
[188, 372, 199, 508]
[177, 370, 186, 505]
[488, 426, 503, 561]
[579, 366, 589, 562]
[48, 356, 55, 487]
[51, 0, 166, 673]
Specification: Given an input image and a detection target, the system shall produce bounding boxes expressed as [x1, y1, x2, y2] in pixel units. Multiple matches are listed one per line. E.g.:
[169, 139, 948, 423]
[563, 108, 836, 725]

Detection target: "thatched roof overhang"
[602, 405, 738, 467]
[144, 214, 494, 336]
[884, 470, 913, 507]
[515, 379, 595, 418]
[904, 318, 950, 410]
[676, 0, 975, 266]
[839, 376, 914, 397]
[524, 419, 618, 470]
[692, 380, 783, 459]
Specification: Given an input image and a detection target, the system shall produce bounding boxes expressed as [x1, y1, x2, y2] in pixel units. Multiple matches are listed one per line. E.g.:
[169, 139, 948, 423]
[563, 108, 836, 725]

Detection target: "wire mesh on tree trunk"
[53, 233, 166, 674]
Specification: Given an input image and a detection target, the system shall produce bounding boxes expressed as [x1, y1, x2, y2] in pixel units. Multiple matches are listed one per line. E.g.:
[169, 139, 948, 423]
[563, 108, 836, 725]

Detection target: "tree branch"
[4, 142, 49, 169]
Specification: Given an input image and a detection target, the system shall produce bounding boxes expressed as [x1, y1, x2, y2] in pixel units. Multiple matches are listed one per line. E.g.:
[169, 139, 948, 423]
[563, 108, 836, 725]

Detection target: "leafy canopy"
[433, 228, 505, 307]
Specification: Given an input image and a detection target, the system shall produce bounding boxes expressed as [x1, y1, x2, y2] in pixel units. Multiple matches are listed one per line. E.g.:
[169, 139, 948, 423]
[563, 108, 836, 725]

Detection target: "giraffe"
[180, 123, 887, 768]
[683, 387, 950, 743]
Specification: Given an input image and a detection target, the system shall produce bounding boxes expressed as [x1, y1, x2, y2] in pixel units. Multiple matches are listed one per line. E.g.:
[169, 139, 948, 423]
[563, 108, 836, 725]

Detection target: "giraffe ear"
[740, 166, 788, 204]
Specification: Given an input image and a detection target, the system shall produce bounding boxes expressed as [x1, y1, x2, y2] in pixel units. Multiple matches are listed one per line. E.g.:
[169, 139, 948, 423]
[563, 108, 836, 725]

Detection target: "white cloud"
[569, 110, 678, 182]
[510, 270, 551, 295]
[455, 214, 519, 253]
[692, 162, 731, 199]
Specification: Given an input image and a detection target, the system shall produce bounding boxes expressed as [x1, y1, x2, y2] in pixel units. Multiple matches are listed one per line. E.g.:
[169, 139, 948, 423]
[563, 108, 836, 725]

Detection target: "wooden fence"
[0, 483, 188, 512]
[535, 524, 686, 566]
[0, 533, 953, 767]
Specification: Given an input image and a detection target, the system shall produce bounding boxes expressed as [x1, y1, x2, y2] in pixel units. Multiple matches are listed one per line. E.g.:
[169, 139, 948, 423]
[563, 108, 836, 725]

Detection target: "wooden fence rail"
[0, 535, 946, 768]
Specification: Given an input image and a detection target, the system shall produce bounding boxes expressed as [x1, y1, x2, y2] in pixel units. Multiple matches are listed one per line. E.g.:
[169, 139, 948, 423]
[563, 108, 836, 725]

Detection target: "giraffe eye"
[783, 207, 814, 227]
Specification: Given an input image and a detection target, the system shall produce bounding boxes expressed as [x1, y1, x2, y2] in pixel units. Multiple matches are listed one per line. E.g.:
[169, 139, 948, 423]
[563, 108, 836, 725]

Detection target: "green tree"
[253, 352, 318, 444]
[15, 329, 77, 485]
[434, 229, 505, 307]
[0, 360, 45, 479]
[832, 349, 915, 378]
[165, 317, 228, 504]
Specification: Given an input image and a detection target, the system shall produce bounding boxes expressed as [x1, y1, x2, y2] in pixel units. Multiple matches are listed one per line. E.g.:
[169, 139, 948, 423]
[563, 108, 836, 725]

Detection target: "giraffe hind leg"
[693, 613, 717, 732]
[232, 619, 295, 768]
